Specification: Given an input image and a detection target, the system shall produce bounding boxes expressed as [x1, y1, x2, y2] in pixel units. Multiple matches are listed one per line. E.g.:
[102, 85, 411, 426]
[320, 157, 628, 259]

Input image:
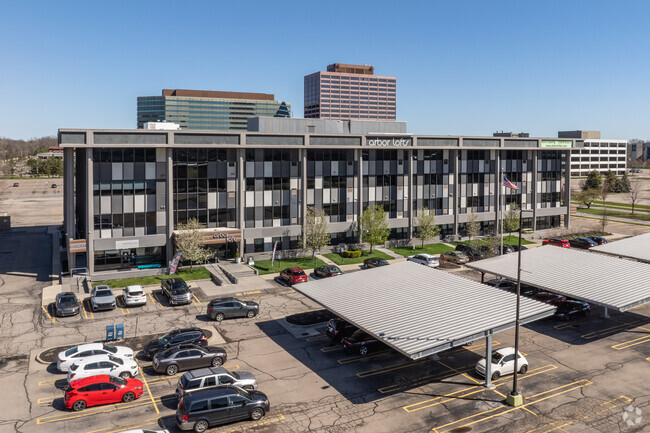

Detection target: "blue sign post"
[116, 323, 125, 340]
[106, 325, 115, 342]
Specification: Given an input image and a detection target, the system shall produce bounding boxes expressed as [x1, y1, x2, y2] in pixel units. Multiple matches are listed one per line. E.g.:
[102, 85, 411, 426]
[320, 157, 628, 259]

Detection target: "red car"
[64, 374, 144, 411]
[542, 238, 570, 248]
[280, 267, 307, 285]
[533, 291, 567, 306]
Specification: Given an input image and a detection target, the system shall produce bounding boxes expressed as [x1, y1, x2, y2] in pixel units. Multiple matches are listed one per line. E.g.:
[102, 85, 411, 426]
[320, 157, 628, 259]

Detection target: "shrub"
[342, 250, 362, 258]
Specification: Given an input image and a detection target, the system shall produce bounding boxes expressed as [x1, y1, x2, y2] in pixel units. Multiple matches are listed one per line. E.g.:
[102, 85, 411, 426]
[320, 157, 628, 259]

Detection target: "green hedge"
[342, 250, 362, 258]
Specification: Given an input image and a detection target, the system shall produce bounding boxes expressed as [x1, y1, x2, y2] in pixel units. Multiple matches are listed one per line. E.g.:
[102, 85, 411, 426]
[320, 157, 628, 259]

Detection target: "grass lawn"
[576, 207, 650, 222]
[571, 200, 650, 211]
[323, 250, 393, 265]
[253, 257, 328, 275]
[452, 235, 534, 247]
[92, 267, 212, 288]
[389, 243, 455, 258]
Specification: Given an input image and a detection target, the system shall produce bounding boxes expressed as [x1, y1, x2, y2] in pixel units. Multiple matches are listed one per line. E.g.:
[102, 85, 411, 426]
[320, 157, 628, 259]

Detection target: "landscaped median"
[91, 267, 211, 288]
[389, 243, 455, 258]
[253, 257, 328, 275]
[322, 250, 393, 265]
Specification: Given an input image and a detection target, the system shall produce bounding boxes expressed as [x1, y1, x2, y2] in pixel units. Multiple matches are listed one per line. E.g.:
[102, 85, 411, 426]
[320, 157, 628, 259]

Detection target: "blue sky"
[1, 0, 648, 140]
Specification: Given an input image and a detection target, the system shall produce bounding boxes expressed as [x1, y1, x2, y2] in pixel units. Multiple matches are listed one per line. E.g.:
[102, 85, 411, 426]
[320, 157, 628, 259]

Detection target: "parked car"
[587, 235, 607, 245]
[363, 257, 389, 268]
[206, 297, 259, 321]
[475, 347, 528, 381]
[121, 430, 169, 433]
[341, 330, 383, 356]
[455, 244, 485, 261]
[569, 237, 597, 249]
[280, 267, 307, 285]
[12, 182, 19, 187]
[314, 265, 344, 278]
[440, 251, 470, 264]
[510, 244, 528, 252]
[64, 375, 143, 411]
[161, 278, 192, 305]
[51, 183, 57, 188]
[58, 343, 134, 372]
[485, 279, 538, 297]
[554, 300, 591, 321]
[90, 285, 117, 311]
[123, 285, 147, 307]
[54, 292, 80, 317]
[143, 328, 208, 359]
[176, 386, 270, 432]
[325, 318, 357, 341]
[153, 345, 228, 376]
[67, 354, 139, 382]
[533, 291, 567, 305]
[501, 244, 515, 254]
[407, 253, 440, 268]
[542, 238, 570, 248]
[175, 366, 258, 399]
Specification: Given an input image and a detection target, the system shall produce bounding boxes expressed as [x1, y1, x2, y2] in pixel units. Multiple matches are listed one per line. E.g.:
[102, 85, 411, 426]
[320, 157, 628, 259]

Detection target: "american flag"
[503, 176, 519, 191]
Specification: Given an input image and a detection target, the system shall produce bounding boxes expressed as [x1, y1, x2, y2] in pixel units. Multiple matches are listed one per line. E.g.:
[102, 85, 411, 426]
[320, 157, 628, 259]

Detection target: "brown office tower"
[304, 63, 396, 120]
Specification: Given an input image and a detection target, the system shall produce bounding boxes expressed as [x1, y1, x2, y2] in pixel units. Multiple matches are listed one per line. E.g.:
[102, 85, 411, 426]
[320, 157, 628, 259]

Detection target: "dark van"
[176, 386, 270, 432]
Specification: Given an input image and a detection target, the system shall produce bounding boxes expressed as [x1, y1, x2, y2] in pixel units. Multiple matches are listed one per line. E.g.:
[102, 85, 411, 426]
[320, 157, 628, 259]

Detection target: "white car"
[66, 354, 139, 383]
[407, 253, 440, 268]
[123, 285, 147, 307]
[475, 347, 528, 381]
[121, 430, 169, 433]
[57, 343, 134, 372]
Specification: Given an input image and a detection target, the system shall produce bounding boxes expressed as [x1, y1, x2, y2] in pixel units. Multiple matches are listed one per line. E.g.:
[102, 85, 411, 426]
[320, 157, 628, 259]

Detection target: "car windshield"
[109, 376, 127, 386]
[491, 351, 503, 364]
[229, 370, 240, 379]
[236, 387, 251, 399]
[293, 271, 306, 276]
[102, 344, 117, 353]
[129, 290, 144, 296]
[95, 289, 112, 297]
[108, 355, 123, 365]
[330, 267, 341, 273]
[171, 282, 188, 291]
[377, 259, 388, 265]
[65, 347, 79, 356]
[59, 296, 76, 303]
[70, 364, 79, 371]
[171, 286, 189, 294]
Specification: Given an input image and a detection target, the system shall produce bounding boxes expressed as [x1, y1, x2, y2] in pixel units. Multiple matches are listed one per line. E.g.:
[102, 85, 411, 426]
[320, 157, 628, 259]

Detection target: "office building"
[562, 131, 627, 176]
[304, 64, 396, 120]
[60, 119, 572, 277]
[137, 89, 291, 130]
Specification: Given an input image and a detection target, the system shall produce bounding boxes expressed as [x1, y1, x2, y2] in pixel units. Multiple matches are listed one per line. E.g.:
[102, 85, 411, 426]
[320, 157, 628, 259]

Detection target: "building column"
[165, 148, 174, 265]
[238, 147, 245, 255]
[63, 148, 75, 271]
[85, 150, 94, 275]
[484, 331, 493, 388]
[496, 149, 502, 237]
[407, 148, 414, 242]
[301, 148, 308, 231]
[452, 149, 460, 238]
[564, 149, 571, 227]
[357, 148, 364, 243]
[531, 150, 538, 231]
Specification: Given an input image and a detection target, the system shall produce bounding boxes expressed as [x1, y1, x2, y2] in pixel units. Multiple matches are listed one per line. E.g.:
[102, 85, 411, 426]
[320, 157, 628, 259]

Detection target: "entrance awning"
[292, 261, 555, 360]
[466, 246, 650, 312]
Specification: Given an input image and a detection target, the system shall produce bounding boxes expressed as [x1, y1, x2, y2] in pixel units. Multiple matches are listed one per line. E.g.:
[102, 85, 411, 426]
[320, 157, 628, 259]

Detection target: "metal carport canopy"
[291, 261, 555, 360]
[466, 246, 650, 312]
[592, 233, 650, 264]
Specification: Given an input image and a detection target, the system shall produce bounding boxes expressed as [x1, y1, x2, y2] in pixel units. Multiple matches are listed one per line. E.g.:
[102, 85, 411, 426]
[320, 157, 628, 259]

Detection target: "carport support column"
[603, 306, 610, 319]
[484, 331, 493, 388]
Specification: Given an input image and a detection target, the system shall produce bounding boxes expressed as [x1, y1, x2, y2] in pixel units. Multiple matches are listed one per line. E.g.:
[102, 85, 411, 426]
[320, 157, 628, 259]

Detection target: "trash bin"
[116, 323, 125, 340]
[106, 325, 115, 342]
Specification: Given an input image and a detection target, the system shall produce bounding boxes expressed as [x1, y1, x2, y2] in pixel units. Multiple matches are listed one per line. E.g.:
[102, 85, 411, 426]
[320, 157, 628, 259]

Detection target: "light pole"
[506, 208, 532, 407]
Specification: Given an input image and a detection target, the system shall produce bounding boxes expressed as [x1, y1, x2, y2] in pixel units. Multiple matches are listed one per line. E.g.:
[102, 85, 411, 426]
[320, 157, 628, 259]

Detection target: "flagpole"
[500, 166, 503, 256]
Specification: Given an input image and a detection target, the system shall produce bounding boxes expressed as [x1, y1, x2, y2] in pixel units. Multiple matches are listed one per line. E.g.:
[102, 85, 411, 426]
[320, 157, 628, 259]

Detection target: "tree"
[599, 184, 610, 232]
[174, 219, 215, 270]
[415, 208, 440, 248]
[603, 170, 622, 193]
[485, 232, 501, 258]
[503, 202, 520, 237]
[303, 206, 330, 259]
[466, 210, 480, 247]
[583, 170, 602, 191]
[574, 189, 599, 209]
[620, 173, 631, 193]
[626, 180, 643, 215]
[359, 205, 390, 253]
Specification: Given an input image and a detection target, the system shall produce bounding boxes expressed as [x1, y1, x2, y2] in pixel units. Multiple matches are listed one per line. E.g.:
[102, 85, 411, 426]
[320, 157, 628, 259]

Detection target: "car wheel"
[92, 305, 97, 312]
[246, 310, 256, 318]
[215, 313, 225, 322]
[211, 356, 224, 367]
[122, 391, 135, 402]
[72, 400, 86, 411]
[194, 419, 209, 433]
[359, 346, 368, 356]
[250, 407, 265, 421]
[166, 364, 178, 376]
[491, 370, 500, 381]
[119, 371, 132, 379]
[519, 364, 528, 374]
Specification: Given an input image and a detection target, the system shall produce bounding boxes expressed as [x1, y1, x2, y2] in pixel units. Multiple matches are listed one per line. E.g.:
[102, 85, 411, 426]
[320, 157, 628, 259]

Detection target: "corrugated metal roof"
[291, 261, 555, 360]
[466, 246, 650, 312]
[592, 233, 650, 263]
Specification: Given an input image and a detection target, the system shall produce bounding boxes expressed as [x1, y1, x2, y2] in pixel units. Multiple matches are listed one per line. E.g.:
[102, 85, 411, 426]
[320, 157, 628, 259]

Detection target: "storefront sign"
[541, 140, 572, 149]
[69, 239, 87, 253]
[367, 137, 412, 147]
[201, 230, 242, 245]
[116, 240, 140, 249]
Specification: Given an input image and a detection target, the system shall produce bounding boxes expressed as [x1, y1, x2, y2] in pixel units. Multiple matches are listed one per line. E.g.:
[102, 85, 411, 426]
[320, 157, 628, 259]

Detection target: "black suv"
[341, 330, 383, 356]
[161, 278, 192, 306]
[363, 257, 389, 269]
[176, 386, 270, 432]
[206, 297, 259, 322]
[455, 244, 485, 261]
[153, 344, 227, 376]
[554, 300, 590, 321]
[314, 265, 344, 278]
[326, 318, 357, 341]
[143, 328, 208, 359]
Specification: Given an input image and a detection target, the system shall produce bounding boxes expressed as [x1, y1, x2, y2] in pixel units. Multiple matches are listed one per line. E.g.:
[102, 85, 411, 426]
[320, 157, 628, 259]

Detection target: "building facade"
[560, 131, 627, 176]
[60, 124, 571, 276]
[304, 64, 396, 120]
[137, 89, 291, 131]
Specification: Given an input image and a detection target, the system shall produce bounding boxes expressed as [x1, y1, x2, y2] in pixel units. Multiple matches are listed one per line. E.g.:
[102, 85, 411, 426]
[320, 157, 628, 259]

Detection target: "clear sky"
[1, 0, 648, 140]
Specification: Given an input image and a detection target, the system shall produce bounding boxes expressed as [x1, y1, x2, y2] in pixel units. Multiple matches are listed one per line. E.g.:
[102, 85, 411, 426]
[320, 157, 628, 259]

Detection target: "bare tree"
[175, 219, 214, 270]
[303, 206, 330, 259]
[599, 184, 610, 232]
[626, 180, 643, 215]
[503, 202, 520, 238]
[466, 210, 480, 247]
[415, 208, 440, 248]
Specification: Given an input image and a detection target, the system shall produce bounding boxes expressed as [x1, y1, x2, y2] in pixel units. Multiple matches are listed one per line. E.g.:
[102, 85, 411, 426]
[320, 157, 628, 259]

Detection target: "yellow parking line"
[438, 360, 479, 384]
[83, 417, 161, 433]
[235, 290, 262, 296]
[38, 379, 59, 386]
[138, 365, 160, 415]
[153, 292, 167, 307]
[148, 293, 162, 309]
[306, 335, 328, 342]
[82, 300, 94, 319]
[431, 379, 592, 433]
[37, 396, 58, 404]
[320, 346, 342, 353]
[358, 359, 428, 378]
[553, 323, 574, 330]
[379, 365, 474, 394]
[337, 349, 392, 365]
[581, 320, 645, 339]
[192, 294, 202, 305]
[37, 400, 152, 424]
[119, 307, 131, 315]
[444, 341, 500, 355]
[612, 332, 650, 350]
[41, 306, 55, 323]
[214, 414, 285, 433]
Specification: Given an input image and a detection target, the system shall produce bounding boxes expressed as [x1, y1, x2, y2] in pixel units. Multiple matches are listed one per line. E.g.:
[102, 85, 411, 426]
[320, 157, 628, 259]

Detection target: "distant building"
[304, 63, 396, 120]
[143, 121, 181, 130]
[137, 89, 291, 130]
[493, 132, 530, 138]
[562, 131, 627, 176]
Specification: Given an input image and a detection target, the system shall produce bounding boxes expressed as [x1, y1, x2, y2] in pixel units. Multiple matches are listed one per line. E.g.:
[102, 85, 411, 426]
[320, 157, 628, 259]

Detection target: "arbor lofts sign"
[367, 137, 412, 147]
[173, 229, 241, 245]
